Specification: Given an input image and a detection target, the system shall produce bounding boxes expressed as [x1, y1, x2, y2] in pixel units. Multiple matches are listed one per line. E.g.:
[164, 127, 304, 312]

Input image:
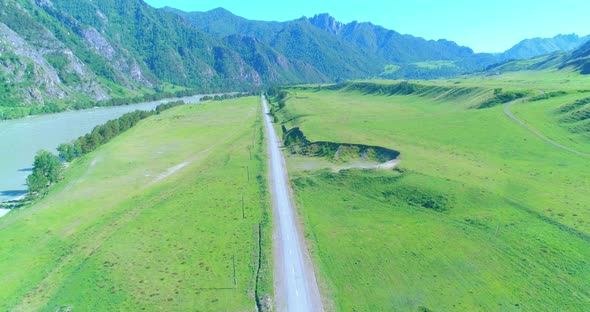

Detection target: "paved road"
[261, 95, 323, 312]
[504, 99, 590, 158]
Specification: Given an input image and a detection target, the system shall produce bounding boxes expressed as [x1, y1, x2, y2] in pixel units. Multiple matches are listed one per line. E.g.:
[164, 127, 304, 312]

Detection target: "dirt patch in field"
[283, 126, 401, 173]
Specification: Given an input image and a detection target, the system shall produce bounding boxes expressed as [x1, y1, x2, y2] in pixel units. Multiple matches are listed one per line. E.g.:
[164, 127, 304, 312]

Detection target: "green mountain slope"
[168, 8, 384, 79]
[269, 18, 383, 79]
[164, 7, 283, 42]
[561, 40, 590, 74]
[501, 33, 590, 60]
[52, 0, 265, 89]
[0, 0, 273, 110]
[486, 40, 590, 75]
[2, 1, 587, 110]
[308, 13, 477, 63]
[167, 8, 501, 80]
[486, 52, 569, 73]
[172, 8, 590, 80]
[222, 35, 328, 83]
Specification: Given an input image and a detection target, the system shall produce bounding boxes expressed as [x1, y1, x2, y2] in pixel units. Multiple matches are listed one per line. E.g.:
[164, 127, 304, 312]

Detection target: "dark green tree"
[26, 169, 49, 193]
[32, 150, 63, 184]
[57, 143, 75, 162]
[73, 141, 83, 158]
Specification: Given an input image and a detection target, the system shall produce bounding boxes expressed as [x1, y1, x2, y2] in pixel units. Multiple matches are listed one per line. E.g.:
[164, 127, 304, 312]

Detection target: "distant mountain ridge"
[0, 1, 333, 110]
[0, 1, 588, 110]
[169, 7, 589, 80]
[561, 40, 590, 74]
[307, 13, 476, 63]
[486, 39, 590, 74]
[501, 34, 590, 60]
[169, 8, 493, 79]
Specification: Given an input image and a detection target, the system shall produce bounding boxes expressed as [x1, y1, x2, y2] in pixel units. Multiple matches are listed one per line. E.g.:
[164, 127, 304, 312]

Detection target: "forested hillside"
[169, 8, 497, 80]
[1, 0, 588, 114]
[0, 0, 323, 116]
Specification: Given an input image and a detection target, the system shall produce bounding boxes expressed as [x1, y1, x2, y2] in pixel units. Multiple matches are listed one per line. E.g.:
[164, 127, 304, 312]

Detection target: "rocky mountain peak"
[308, 13, 343, 34]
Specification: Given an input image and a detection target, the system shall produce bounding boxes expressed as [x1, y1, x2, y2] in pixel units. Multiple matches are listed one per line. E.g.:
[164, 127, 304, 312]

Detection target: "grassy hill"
[0, 97, 272, 311]
[270, 75, 590, 310]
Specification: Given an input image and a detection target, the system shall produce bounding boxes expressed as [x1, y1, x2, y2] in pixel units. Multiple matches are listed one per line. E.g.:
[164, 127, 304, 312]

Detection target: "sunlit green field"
[510, 92, 590, 154]
[0, 98, 272, 311]
[275, 75, 590, 311]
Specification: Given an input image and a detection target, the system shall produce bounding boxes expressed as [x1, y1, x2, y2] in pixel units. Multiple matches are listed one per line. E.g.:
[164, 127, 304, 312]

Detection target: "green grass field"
[510, 93, 590, 154]
[0, 97, 272, 311]
[274, 76, 590, 311]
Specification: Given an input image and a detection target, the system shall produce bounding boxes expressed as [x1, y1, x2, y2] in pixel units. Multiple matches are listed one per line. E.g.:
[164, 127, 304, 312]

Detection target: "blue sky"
[144, 0, 589, 53]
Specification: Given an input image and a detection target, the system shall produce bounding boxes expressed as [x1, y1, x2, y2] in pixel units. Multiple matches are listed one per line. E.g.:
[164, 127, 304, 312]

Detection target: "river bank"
[0, 94, 209, 203]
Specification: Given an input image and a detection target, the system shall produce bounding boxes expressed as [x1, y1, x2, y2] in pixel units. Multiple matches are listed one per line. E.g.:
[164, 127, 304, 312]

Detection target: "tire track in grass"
[504, 99, 590, 158]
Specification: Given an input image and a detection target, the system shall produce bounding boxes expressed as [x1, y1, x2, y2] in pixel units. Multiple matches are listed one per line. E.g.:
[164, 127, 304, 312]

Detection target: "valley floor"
[0, 97, 272, 311]
[273, 79, 590, 311]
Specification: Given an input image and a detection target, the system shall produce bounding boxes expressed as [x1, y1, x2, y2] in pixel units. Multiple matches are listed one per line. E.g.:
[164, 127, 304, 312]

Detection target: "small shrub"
[529, 91, 567, 102]
[557, 97, 590, 114]
[477, 90, 528, 109]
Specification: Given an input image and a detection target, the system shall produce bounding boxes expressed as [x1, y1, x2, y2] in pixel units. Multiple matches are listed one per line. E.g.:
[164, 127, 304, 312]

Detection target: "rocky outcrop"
[0, 22, 66, 104]
[0, 0, 271, 108]
[81, 27, 153, 88]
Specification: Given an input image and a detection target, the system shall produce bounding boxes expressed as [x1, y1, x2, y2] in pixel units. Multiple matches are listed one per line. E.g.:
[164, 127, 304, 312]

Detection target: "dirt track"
[262, 95, 323, 312]
[504, 99, 590, 158]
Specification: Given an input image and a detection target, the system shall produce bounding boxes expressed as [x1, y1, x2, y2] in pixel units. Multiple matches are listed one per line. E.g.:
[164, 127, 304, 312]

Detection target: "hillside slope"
[166, 8, 501, 80]
[561, 40, 590, 74]
[501, 33, 590, 60]
[487, 40, 590, 74]
[308, 13, 477, 63]
[0, 0, 323, 110]
[0, 0, 260, 107]
[3, 1, 588, 110]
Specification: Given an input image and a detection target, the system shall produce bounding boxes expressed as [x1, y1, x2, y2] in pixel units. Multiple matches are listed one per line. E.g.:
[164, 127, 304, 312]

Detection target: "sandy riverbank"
[0, 194, 26, 218]
[0, 209, 10, 218]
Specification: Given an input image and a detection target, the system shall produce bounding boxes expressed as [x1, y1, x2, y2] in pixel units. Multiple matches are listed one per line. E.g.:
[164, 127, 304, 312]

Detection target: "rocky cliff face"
[308, 13, 344, 35]
[0, 0, 114, 105]
[0, 22, 66, 105]
[0, 0, 269, 108]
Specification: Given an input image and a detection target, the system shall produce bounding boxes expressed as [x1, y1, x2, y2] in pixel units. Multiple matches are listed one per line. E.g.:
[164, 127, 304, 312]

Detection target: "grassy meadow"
[0, 97, 272, 311]
[274, 74, 590, 311]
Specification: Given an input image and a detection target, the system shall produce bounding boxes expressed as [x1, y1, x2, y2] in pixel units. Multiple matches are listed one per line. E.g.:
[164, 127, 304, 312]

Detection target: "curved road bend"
[261, 95, 323, 312]
[504, 99, 590, 158]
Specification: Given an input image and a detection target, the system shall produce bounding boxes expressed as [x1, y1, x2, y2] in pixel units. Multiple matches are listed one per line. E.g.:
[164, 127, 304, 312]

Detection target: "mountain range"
[0, 0, 588, 109]
[488, 39, 590, 75]
[501, 33, 590, 61]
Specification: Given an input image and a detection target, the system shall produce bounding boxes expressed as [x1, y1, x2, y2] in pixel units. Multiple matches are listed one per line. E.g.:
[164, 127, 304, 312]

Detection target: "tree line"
[0, 89, 199, 120]
[26, 100, 185, 196]
[199, 91, 257, 102]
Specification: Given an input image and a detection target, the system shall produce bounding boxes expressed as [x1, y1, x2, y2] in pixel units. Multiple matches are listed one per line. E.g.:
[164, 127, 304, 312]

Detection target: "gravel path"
[504, 99, 590, 158]
[262, 95, 323, 312]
